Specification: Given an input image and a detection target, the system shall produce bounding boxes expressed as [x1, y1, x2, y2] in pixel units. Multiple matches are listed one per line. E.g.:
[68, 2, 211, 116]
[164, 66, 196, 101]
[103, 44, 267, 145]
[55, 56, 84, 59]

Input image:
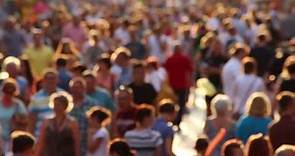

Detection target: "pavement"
[172, 88, 208, 156]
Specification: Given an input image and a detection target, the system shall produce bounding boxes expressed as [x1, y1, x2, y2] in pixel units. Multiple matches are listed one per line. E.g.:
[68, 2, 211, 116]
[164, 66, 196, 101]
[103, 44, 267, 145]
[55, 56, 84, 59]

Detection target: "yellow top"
[23, 45, 54, 80]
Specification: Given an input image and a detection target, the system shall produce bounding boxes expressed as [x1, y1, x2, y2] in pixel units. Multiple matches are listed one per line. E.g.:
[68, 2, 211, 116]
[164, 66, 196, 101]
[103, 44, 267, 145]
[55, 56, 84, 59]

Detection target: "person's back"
[269, 115, 295, 150]
[165, 50, 193, 90]
[125, 128, 162, 156]
[269, 91, 295, 150]
[42, 118, 76, 156]
[237, 115, 272, 143]
[124, 105, 163, 156]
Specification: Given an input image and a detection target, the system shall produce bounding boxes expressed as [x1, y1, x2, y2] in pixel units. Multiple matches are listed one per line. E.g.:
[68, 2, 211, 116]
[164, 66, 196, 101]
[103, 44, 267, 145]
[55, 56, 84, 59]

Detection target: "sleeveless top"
[42, 117, 76, 156]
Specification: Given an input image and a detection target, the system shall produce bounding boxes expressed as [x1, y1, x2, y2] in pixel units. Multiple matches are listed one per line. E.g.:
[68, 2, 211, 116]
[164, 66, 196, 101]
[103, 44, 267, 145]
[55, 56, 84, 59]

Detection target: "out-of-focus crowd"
[0, 0, 294, 156]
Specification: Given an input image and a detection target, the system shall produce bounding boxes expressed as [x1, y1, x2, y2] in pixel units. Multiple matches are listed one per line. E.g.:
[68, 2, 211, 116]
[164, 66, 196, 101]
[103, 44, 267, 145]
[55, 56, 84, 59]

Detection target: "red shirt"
[164, 52, 193, 90]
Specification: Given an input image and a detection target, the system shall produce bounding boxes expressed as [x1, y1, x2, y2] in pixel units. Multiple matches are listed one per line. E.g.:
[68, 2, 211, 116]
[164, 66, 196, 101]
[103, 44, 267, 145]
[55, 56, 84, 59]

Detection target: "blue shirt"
[236, 115, 272, 143]
[70, 96, 96, 156]
[87, 87, 115, 112]
[29, 88, 62, 137]
[57, 68, 72, 91]
[152, 117, 174, 156]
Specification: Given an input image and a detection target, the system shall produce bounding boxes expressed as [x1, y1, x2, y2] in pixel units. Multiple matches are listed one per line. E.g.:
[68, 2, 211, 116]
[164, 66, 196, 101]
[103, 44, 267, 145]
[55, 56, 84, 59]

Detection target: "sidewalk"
[173, 88, 208, 156]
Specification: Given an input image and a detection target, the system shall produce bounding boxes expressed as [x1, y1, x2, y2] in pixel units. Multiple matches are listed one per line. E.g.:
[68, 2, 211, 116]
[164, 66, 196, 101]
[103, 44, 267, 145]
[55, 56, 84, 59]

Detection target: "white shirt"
[232, 74, 265, 113]
[222, 57, 242, 99]
[87, 127, 109, 156]
[147, 34, 166, 63]
[114, 27, 130, 45]
[145, 68, 167, 92]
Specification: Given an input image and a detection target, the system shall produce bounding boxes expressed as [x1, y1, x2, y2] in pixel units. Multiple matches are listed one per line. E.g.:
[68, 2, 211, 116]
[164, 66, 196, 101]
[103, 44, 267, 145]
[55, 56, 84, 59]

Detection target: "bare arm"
[165, 137, 174, 156]
[35, 120, 47, 156]
[28, 112, 37, 134]
[71, 121, 81, 156]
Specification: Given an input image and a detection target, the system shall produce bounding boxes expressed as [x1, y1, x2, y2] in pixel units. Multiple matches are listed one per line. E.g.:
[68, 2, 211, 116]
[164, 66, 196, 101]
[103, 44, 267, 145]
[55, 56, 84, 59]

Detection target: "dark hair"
[56, 57, 67, 67]
[109, 139, 134, 156]
[135, 104, 155, 123]
[221, 139, 244, 156]
[158, 99, 177, 114]
[98, 54, 112, 69]
[132, 60, 145, 70]
[276, 91, 294, 113]
[246, 134, 273, 156]
[243, 57, 257, 74]
[195, 137, 209, 153]
[11, 131, 35, 153]
[287, 63, 295, 74]
[86, 106, 111, 123]
[82, 70, 96, 79]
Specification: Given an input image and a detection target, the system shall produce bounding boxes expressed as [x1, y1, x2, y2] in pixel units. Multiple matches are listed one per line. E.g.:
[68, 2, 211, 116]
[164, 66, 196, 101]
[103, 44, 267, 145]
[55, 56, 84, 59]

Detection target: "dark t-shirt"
[280, 79, 295, 92]
[116, 106, 137, 137]
[205, 55, 228, 90]
[128, 82, 157, 105]
[250, 46, 275, 77]
[269, 115, 295, 150]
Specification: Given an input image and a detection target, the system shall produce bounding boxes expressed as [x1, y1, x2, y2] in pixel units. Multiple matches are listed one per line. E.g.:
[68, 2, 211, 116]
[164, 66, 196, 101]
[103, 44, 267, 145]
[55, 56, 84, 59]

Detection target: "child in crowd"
[152, 99, 178, 156]
[86, 106, 111, 156]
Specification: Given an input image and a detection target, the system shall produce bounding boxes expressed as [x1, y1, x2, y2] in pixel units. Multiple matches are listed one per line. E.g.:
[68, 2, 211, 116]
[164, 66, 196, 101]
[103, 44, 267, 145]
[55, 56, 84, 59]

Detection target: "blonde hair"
[245, 92, 272, 117]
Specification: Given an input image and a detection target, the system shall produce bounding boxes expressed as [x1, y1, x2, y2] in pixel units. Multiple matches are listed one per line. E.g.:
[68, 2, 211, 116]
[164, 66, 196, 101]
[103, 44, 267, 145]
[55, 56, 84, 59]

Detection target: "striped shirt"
[124, 129, 163, 156]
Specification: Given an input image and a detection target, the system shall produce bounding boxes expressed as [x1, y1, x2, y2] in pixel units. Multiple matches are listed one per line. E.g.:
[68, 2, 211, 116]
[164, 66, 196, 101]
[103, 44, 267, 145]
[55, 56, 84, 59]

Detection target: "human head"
[276, 91, 295, 116]
[32, 28, 43, 47]
[71, 62, 87, 77]
[221, 139, 244, 156]
[145, 56, 159, 71]
[282, 55, 295, 79]
[49, 91, 73, 116]
[109, 139, 134, 156]
[115, 85, 134, 110]
[69, 77, 86, 99]
[275, 145, 295, 156]
[4, 16, 16, 31]
[42, 69, 58, 93]
[132, 60, 146, 84]
[86, 106, 111, 127]
[2, 78, 19, 97]
[242, 57, 257, 74]
[97, 53, 112, 71]
[245, 134, 273, 156]
[111, 47, 131, 67]
[245, 92, 272, 117]
[82, 70, 97, 93]
[135, 104, 155, 128]
[11, 131, 35, 156]
[195, 137, 209, 155]
[2, 56, 21, 78]
[229, 43, 249, 59]
[158, 99, 178, 122]
[56, 56, 68, 68]
[211, 94, 233, 117]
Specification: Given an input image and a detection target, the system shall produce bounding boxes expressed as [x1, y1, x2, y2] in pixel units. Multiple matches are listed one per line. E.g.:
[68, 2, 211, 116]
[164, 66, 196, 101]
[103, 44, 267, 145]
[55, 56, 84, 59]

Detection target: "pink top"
[62, 23, 88, 50]
[96, 72, 116, 93]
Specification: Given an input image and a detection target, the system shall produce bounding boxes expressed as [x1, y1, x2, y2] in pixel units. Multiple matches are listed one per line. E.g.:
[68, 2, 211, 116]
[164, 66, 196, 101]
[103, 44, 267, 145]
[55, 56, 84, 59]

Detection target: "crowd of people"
[0, 0, 294, 156]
